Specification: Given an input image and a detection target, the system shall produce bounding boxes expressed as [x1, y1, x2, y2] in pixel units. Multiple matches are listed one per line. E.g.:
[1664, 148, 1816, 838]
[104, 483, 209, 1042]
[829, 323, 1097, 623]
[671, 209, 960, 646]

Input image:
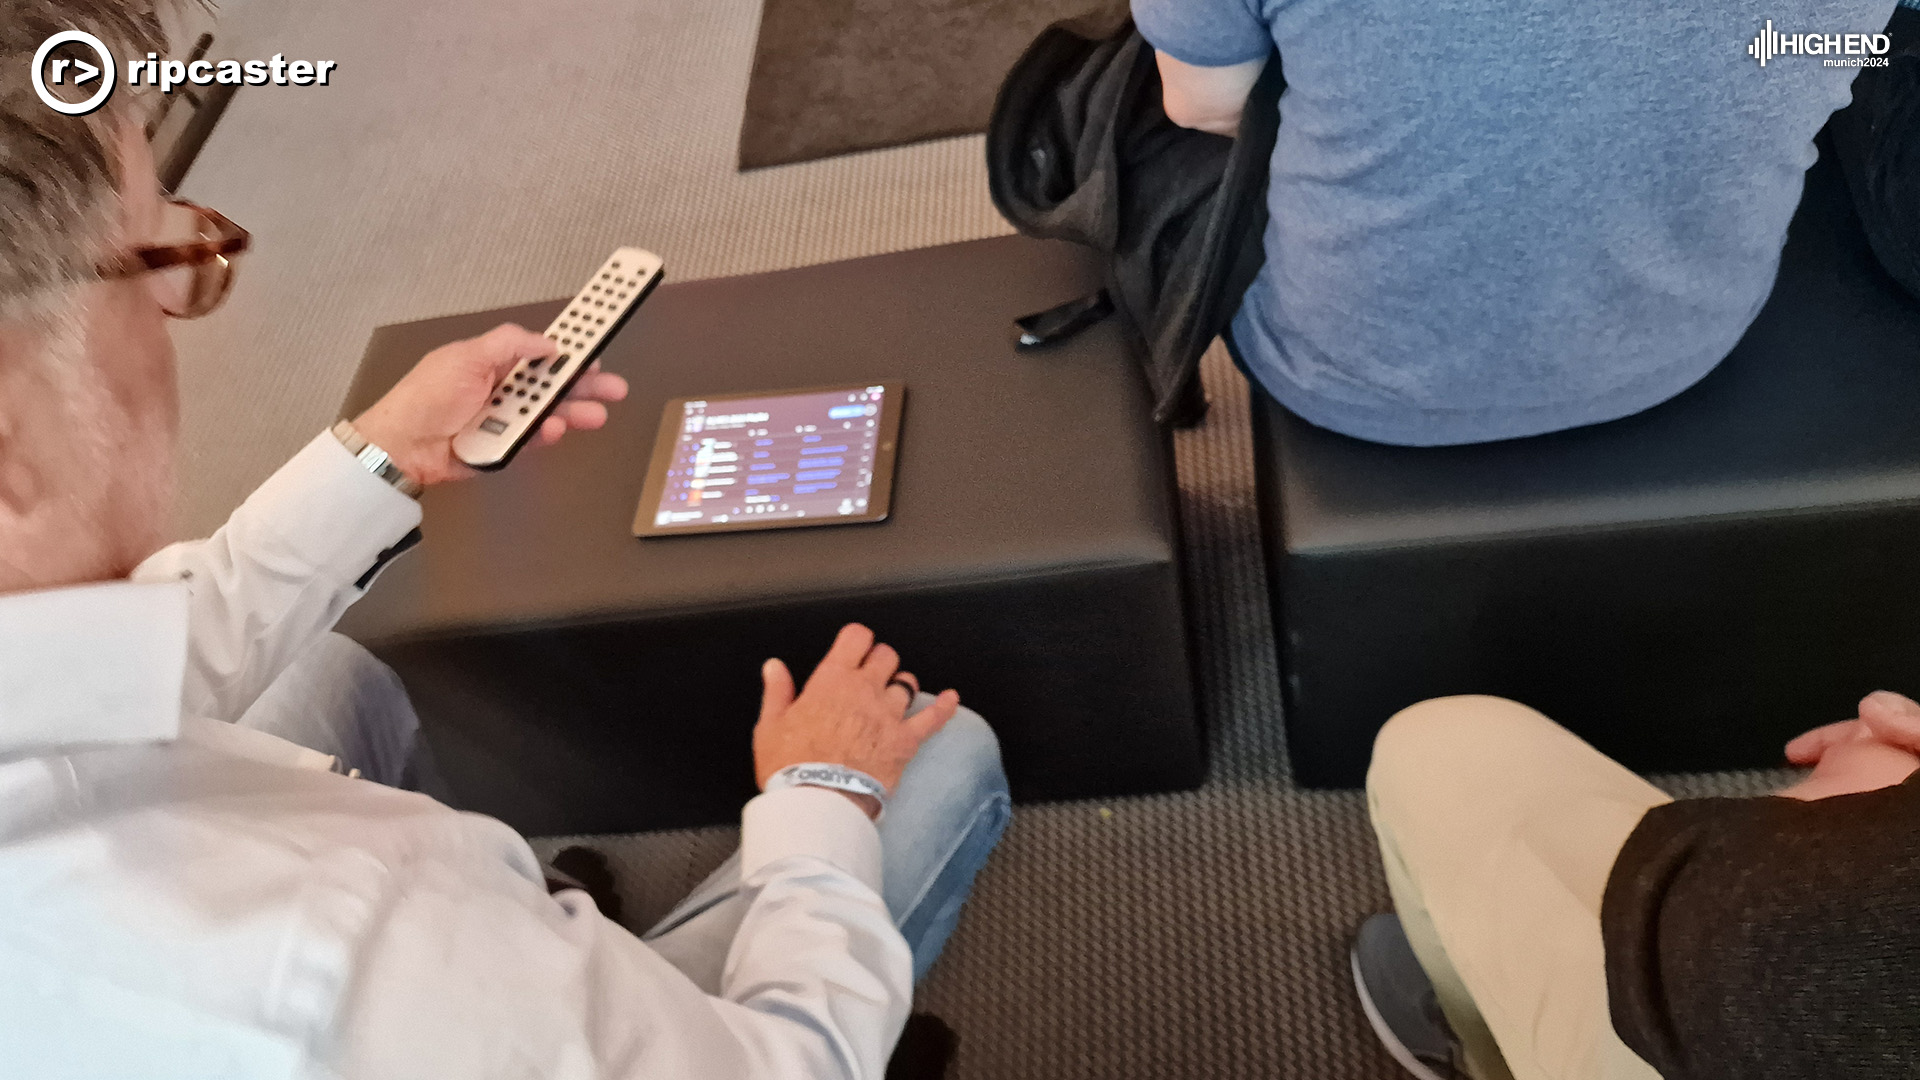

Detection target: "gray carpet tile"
[738, 0, 1127, 168]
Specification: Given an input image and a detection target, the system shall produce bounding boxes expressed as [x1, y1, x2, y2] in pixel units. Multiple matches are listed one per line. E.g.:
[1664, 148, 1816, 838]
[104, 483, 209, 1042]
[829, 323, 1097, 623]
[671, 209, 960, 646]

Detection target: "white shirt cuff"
[231, 431, 424, 588]
[740, 786, 884, 893]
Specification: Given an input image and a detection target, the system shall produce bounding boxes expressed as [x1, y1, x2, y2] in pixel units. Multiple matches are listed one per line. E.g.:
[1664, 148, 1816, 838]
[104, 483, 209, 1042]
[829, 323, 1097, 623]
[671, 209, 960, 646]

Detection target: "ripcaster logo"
[1748, 19, 1893, 67]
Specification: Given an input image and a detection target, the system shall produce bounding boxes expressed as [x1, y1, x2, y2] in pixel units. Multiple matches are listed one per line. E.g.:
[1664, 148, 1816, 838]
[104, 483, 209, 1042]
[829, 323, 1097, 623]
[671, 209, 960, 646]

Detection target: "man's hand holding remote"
[755, 624, 961, 819]
[353, 323, 629, 487]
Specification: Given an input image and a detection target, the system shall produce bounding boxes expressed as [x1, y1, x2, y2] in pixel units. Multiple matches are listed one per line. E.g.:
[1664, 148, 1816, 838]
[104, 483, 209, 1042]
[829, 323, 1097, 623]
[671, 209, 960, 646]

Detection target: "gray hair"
[0, 1, 171, 321]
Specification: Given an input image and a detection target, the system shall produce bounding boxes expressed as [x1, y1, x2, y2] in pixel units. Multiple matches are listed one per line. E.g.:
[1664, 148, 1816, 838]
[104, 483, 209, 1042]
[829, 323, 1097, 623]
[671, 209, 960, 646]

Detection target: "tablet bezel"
[631, 381, 905, 538]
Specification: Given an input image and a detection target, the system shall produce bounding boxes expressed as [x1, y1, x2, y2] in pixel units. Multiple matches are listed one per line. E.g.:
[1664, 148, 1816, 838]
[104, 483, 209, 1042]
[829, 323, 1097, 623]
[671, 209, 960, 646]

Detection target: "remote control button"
[491, 397, 503, 406]
[550, 358, 569, 377]
[541, 381, 552, 389]
[531, 393, 542, 402]
[520, 406, 530, 415]
[516, 389, 528, 397]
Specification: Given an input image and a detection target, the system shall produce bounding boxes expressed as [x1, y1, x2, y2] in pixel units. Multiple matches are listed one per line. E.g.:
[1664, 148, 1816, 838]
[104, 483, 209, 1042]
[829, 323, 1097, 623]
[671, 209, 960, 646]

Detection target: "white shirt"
[0, 433, 909, 1079]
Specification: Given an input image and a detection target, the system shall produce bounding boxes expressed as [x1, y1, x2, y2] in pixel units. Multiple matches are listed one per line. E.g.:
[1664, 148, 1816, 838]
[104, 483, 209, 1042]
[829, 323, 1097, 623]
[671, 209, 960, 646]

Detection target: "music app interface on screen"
[653, 387, 886, 528]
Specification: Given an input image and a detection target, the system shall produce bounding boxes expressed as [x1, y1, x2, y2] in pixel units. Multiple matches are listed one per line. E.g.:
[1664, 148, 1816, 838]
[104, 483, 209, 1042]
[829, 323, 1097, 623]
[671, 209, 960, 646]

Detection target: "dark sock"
[546, 845, 625, 925]
[886, 1013, 959, 1080]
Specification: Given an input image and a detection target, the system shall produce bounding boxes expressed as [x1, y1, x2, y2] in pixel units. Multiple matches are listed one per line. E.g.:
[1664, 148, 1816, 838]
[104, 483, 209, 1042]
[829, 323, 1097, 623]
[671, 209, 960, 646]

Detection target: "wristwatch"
[331, 420, 423, 498]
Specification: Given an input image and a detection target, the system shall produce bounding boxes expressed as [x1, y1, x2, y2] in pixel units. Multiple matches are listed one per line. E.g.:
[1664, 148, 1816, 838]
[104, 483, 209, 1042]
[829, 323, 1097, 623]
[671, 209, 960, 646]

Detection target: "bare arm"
[1155, 50, 1266, 137]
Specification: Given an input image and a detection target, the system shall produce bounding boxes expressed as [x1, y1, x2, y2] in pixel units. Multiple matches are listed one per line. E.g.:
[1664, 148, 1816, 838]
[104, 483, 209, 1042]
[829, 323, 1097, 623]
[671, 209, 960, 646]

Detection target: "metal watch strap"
[766, 763, 890, 818]
[331, 420, 424, 498]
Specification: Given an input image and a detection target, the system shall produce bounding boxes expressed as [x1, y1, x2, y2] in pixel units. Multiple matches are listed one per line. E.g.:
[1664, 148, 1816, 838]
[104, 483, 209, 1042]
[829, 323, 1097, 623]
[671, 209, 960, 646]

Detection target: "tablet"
[632, 383, 904, 537]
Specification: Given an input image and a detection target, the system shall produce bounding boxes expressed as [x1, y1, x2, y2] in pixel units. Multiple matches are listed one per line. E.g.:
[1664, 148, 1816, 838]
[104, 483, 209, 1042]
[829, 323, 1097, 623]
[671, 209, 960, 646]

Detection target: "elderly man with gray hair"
[0, 3, 1009, 1075]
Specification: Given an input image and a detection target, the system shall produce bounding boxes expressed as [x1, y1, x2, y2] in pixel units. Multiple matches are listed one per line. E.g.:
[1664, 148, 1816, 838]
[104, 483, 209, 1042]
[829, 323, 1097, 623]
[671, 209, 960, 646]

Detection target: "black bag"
[986, 21, 1283, 426]
[1829, 5, 1920, 302]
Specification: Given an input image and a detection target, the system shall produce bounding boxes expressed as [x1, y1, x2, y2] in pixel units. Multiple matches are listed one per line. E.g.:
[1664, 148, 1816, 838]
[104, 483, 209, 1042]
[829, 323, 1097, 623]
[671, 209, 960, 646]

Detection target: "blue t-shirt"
[1135, 0, 1902, 445]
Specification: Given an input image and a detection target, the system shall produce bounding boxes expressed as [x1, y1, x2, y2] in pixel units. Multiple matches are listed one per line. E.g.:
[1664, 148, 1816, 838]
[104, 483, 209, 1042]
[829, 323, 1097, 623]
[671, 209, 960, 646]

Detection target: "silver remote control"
[453, 247, 665, 470]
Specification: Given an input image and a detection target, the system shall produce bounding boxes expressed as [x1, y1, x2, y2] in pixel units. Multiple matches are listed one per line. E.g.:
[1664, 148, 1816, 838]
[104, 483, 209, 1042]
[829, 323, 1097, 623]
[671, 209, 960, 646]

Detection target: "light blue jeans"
[643, 690, 1012, 987]
[241, 634, 1013, 985]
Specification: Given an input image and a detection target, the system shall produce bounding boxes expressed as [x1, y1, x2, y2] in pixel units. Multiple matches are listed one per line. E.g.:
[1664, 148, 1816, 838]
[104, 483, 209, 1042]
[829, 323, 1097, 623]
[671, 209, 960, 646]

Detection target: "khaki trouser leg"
[1366, 696, 1670, 1080]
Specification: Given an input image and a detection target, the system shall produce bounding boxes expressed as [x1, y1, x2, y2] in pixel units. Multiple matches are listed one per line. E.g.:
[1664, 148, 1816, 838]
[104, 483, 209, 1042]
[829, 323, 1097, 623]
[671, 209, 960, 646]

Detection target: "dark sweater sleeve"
[1600, 773, 1920, 1080]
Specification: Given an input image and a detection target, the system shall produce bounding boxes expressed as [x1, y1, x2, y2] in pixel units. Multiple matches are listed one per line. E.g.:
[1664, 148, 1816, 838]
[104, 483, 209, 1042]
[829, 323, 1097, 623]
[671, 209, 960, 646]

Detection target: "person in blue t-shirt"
[1135, 0, 1910, 447]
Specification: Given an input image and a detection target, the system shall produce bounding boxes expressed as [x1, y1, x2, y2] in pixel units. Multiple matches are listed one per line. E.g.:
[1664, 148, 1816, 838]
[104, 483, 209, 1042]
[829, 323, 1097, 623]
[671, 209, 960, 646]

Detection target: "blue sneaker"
[1351, 913, 1462, 1080]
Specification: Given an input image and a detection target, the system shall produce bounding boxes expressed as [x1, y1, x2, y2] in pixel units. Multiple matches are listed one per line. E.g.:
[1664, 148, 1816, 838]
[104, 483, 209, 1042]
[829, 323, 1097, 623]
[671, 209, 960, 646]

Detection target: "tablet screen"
[633, 383, 903, 537]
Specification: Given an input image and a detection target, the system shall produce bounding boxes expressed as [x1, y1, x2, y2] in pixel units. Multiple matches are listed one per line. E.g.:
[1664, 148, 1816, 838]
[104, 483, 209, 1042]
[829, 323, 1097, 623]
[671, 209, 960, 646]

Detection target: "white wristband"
[767, 763, 889, 818]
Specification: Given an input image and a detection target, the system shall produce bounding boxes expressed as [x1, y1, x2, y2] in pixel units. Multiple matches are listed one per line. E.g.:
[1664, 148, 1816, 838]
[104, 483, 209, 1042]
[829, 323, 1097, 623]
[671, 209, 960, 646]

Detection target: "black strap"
[1014, 289, 1114, 348]
[354, 526, 423, 591]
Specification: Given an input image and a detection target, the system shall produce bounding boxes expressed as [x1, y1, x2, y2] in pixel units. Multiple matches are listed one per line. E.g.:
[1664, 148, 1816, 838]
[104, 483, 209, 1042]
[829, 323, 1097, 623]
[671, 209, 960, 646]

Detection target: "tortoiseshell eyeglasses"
[95, 200, 250, 319]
